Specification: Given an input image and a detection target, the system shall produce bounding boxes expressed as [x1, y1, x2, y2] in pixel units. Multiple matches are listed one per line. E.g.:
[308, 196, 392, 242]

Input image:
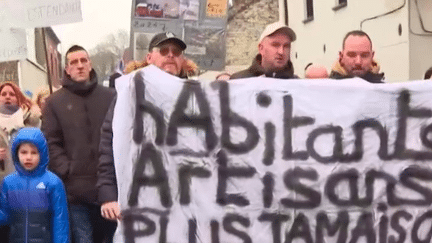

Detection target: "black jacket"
[97, 97, 117, 204]
[41, 70, 115, 204]
[329, 70, 384, 83]
[230, 54, 298, 80]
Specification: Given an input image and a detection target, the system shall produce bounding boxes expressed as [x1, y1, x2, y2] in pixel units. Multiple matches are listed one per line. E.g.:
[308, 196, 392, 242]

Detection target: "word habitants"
[132, 73, 432, 163]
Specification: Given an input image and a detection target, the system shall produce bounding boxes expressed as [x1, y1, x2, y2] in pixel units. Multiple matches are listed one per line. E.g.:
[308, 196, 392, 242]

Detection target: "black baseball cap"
[148, 32, 187, 51]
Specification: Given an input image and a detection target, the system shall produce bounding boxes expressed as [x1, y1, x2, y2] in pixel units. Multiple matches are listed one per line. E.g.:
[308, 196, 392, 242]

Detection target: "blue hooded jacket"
[0, 128, 69, 243]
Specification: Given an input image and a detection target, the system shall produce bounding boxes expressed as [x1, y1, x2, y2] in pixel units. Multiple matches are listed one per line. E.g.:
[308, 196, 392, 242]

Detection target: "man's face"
[339, 35, 374, 77]
[258, 32, 291, 73]
[146, 42, 184, 77]
[65, 50, 92, 83]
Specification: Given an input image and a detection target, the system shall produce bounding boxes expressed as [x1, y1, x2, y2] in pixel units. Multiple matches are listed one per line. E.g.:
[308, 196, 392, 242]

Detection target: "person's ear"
[65, 64, 72, 76]
[258, 43, 263, 55]
[146, 52, 152, 63]
[88, 59, 93, 70]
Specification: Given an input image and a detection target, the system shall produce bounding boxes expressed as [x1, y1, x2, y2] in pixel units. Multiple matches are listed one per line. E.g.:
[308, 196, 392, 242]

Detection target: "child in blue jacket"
[0, 127, 69, 243]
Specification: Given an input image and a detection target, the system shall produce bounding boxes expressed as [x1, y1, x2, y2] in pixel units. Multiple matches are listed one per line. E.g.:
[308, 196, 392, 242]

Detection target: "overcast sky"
[52, 0, 132, 53]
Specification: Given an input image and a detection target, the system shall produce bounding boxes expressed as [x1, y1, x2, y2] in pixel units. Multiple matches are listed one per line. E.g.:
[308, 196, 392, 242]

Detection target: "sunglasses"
[154, 46, 183, 57]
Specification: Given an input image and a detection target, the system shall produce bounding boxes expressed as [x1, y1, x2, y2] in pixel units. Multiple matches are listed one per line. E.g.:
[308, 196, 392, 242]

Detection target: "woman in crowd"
[0, 82, 41, 131]
[0, 82, 42, 240]
[0, 82, 41, 180]
[34, 88, 50, 112]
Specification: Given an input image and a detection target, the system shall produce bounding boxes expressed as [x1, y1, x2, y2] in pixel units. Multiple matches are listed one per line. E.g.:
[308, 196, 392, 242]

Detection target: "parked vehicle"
[151, 4, 163, 18]
[135, 3, 164, 18]
[135, 3, 150, 17]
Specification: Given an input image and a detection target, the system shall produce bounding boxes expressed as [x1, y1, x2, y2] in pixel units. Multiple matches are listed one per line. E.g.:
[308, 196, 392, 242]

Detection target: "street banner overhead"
[0, 0, 27, 62]
[112, 65, 432, 243]
[2, 0, 82, 28]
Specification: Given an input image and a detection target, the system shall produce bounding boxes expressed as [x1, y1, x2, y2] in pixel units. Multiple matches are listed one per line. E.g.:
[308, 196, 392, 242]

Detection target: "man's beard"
[350, 67, 368, 77]
[162, 63, 180, 76]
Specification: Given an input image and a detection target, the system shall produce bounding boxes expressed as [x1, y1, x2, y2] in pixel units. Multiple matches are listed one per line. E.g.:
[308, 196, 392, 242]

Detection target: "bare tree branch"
[89, 30, 130, 81]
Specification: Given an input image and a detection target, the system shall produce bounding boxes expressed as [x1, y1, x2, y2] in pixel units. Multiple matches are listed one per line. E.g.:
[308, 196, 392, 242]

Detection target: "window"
[303, 0, 314, 23]
[333, 0, 347, 11]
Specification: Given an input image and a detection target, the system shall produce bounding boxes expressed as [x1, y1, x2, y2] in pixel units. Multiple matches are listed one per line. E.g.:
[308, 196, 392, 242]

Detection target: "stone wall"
[226, 0, 279, 66]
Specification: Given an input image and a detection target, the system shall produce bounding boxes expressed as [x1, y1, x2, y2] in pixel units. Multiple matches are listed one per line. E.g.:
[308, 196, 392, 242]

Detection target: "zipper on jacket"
[25, 178, 29, 243]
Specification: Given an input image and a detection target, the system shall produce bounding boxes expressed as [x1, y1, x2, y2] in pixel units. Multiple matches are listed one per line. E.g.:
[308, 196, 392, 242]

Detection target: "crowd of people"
[0, 20, 431, 243]
[0, 82, 50, 241]
[0, 30, 198, 243]
[224, 23, 430, 82]
[228, 24, 387, 82]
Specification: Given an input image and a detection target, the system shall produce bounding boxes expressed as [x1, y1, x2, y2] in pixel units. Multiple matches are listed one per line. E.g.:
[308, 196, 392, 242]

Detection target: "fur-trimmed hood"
[330, 59, 384, 83]
[331, 59, 381, 76]
[124, 58, 199, 78]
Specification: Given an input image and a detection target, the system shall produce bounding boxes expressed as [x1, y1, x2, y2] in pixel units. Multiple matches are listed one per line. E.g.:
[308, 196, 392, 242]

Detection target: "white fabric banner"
[3, 0, 82, 28]
[0, 28, 27, 62]
[113, 65, 432, 243]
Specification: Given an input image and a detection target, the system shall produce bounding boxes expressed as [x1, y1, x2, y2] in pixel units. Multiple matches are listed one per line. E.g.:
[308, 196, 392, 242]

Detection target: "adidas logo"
[36, 182, 46, 189]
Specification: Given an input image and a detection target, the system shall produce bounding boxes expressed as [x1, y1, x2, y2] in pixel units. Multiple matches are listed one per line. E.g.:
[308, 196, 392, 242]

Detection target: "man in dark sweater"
[41, 45, 116, 243]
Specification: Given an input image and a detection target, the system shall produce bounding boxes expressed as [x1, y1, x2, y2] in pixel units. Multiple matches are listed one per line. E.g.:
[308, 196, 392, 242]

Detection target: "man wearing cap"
[97, 32, 198, 223]
[123, 32, 197, 77]
[230, 22, 298, 79]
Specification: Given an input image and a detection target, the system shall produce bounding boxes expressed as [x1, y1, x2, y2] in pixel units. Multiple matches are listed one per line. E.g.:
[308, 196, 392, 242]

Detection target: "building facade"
[35, 28, 62, 89]
[0, 27, 61, 97]
[284, 0, 432, 81]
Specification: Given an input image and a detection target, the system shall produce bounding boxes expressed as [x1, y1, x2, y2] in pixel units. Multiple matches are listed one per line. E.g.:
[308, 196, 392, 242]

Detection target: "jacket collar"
[330, 59, 384, 83]
[62, 69, 99, 96]
[124, 58, 199, 78]
[248, 54, 296, 79]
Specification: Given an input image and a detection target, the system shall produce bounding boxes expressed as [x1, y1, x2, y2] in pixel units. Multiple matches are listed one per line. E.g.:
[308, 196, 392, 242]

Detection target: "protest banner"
[0, 28, 27, 62]
[3, 0, 82, 28]
[113, 65, 432, 243]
